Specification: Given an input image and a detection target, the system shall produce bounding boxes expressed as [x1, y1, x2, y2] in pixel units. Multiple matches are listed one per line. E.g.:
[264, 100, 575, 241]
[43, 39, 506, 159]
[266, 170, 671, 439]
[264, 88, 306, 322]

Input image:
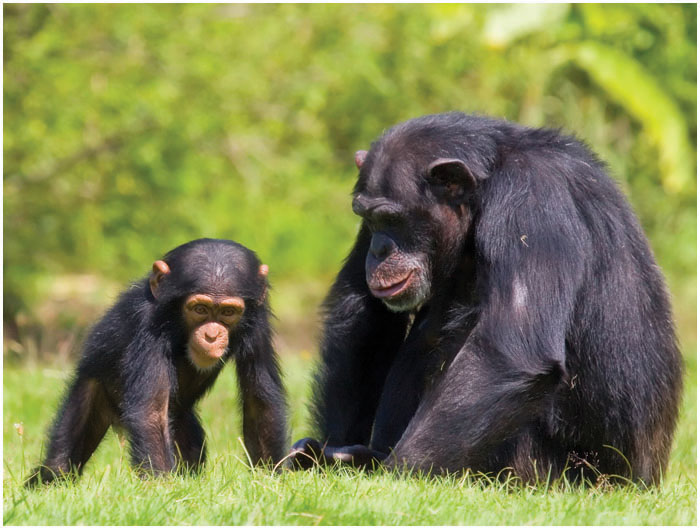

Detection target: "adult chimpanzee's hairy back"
[293, 112, 682, 485]
[467, 117, 682, 477]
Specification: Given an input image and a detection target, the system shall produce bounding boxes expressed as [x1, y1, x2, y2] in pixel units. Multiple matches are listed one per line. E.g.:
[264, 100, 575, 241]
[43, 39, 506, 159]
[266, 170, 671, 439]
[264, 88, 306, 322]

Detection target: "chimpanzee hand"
[328, 444, 386, 469]
[288, 438, 386, 470]
[288, 437, 326, 469]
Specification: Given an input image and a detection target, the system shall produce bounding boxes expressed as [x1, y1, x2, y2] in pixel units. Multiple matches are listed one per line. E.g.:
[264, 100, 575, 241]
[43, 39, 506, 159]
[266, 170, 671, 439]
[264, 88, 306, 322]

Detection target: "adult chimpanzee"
[27, 238, 287, 485]
[290, 113, 682, 485]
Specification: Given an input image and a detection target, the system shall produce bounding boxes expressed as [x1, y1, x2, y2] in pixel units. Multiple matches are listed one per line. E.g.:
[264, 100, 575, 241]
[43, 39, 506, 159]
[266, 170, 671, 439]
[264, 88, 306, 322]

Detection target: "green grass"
[3, 353, 697, 525]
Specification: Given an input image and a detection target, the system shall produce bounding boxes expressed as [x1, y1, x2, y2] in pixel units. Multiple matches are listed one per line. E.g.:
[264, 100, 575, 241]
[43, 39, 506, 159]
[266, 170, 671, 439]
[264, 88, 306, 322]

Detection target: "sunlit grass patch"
[3, 354, 696, 525]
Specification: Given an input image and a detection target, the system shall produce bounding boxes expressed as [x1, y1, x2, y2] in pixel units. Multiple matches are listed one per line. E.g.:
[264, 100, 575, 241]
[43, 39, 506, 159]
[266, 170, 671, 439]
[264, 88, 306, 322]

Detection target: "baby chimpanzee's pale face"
[181, 292, 245, 370]
[150, 256, 267, 370]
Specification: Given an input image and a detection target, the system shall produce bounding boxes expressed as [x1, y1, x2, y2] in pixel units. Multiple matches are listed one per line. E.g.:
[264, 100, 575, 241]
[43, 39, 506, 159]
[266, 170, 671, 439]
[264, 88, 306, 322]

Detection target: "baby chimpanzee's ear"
[149, 260, 171, 299]
[257, 264, 268, 304]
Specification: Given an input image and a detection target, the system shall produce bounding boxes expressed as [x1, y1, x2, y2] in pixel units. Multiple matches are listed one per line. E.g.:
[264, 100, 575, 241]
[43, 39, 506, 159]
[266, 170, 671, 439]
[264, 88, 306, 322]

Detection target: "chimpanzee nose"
[205, 330, 219, 343]
[369, 233, 396, 260]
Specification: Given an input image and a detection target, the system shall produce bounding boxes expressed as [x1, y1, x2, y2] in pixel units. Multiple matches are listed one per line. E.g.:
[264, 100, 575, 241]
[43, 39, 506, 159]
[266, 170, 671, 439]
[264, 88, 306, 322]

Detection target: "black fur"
[27, 238, 287, 485]
[292, 113, 682, 485]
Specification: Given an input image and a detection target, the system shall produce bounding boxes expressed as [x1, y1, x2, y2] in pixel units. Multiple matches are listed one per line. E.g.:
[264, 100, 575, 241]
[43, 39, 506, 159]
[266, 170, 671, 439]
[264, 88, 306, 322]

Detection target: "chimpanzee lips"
[193, 344, 226, 359]
[188, 335, 228, 370]
[368, 271, 414, 299]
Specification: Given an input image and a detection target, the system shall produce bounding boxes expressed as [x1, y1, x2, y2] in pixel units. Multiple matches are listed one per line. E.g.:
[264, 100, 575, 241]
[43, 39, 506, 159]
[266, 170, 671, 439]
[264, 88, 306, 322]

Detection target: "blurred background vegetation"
[3, 3, 696, 362]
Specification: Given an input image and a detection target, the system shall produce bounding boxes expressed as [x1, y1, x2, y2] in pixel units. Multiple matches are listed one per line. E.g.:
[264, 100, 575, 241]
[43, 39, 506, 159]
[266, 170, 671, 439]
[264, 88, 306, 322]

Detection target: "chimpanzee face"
[148, 239, 269, 370]
[181, 293, 246, 370]
[352, 148, 476, 313]
[351, 193, 432, 312]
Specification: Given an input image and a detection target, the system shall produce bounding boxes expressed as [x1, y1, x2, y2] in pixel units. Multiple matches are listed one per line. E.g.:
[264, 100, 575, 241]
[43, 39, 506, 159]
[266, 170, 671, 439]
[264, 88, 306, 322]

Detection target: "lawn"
[3, 353, 697, 525]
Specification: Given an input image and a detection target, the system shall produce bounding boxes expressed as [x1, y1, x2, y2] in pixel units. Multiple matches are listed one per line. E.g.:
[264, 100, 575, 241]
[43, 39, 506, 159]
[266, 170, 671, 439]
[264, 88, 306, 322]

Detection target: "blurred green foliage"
[3, 4, 697, 351]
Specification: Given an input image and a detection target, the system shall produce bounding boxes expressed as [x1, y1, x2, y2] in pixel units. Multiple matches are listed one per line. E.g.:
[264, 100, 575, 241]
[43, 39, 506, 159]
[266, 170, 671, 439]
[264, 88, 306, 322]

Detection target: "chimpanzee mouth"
[198, 347, 226, 359]
[369, 271, 414, 299]
[188, 344, 227, 371]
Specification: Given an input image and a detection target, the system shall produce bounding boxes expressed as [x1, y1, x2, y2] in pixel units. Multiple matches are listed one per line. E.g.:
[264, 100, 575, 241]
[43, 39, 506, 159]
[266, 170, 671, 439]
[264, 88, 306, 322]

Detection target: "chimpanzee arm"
[368, 311, 434, 453]
[312, 226, 411, 446]
[171, 409, 206, 471]
[387, 159, 591, 473]
[235, 309, 288, 466]
[120, 330, 177, 475]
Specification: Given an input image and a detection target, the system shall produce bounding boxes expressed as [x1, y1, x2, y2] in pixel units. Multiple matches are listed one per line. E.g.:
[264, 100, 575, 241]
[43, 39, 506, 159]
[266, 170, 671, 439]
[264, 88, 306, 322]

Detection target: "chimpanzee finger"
[330, 444, 386, 470]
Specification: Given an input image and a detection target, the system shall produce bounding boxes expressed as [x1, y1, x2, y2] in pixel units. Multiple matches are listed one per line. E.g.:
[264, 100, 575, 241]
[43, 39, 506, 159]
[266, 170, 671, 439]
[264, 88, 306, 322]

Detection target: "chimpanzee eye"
[193, 304, 209, 315]
[221, 307, 238, 317]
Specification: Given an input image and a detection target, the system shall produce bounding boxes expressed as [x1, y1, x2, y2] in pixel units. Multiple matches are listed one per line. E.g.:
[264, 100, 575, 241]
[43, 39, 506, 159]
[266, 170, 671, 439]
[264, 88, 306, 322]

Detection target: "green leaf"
[558, 41, 694, 194]
[483, 4, 570, 47]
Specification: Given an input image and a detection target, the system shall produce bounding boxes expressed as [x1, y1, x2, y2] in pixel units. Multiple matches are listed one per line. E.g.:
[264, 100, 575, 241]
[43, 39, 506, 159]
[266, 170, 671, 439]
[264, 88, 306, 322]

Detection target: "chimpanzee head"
[351, 113, 495, 312]
[148, 238, 268, 370]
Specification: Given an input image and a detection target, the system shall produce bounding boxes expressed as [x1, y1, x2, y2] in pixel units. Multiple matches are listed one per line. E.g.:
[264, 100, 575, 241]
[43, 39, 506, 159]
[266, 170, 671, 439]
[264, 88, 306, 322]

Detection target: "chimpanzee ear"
[149, 260, 171, 299]
[428, 158, 476, 187]
[355, 150, 368, 169]
[257, 264, 269, 304]
[427, 158, 476, 205]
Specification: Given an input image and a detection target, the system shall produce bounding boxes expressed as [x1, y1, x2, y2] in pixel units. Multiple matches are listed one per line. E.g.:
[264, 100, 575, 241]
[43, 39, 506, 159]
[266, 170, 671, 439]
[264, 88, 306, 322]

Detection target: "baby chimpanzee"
[27, 238, 287, 485]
